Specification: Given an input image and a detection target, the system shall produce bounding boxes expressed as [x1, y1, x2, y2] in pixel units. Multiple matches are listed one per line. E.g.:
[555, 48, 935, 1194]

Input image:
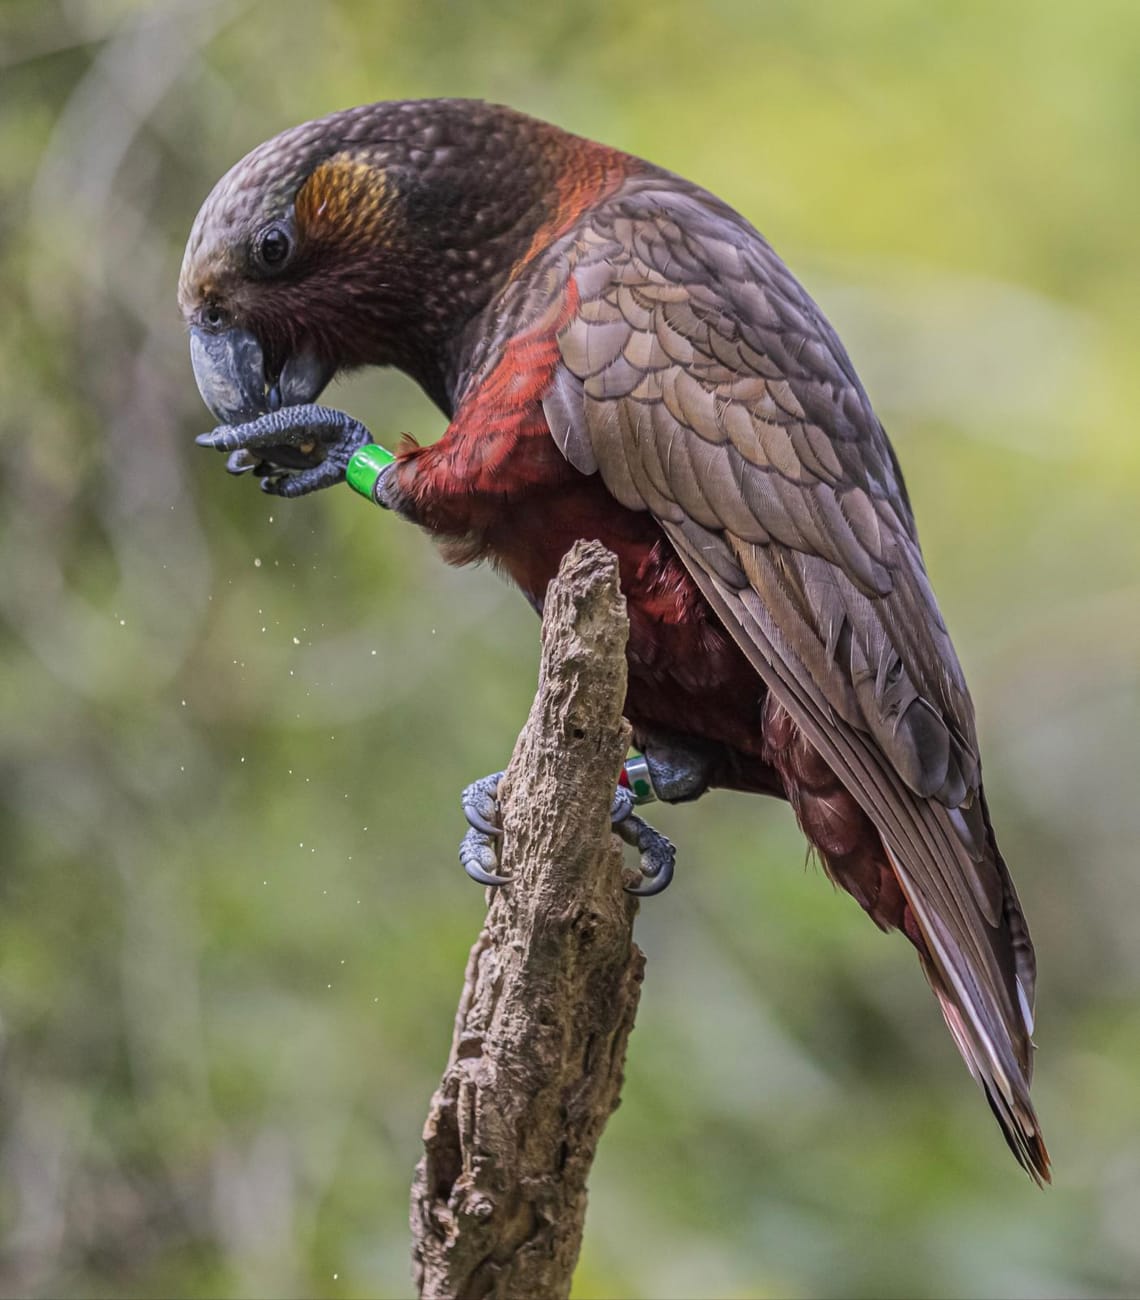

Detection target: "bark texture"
[410, 540, 645, 1300]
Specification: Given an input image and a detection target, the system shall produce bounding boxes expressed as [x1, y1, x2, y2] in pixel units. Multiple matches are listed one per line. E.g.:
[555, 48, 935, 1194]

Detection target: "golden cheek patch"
[295, 156, 392, 248]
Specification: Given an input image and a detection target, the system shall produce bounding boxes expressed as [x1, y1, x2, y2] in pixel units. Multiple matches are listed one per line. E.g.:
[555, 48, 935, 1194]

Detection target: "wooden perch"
[410, 540, 646, 1300]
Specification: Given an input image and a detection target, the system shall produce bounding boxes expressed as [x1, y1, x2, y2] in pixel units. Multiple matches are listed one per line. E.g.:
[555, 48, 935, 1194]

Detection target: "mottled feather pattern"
[547, 185, 978, 807]
[535, 177, 1046, 1179]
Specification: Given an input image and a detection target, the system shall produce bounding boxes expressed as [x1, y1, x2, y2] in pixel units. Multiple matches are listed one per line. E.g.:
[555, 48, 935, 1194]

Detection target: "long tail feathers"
[887, 845, 1051, 1185]
[922, 955, 1050, 1184]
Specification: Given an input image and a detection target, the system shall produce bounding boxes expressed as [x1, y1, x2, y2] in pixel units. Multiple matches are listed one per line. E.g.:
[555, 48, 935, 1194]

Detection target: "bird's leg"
[196, 403, 374, 498]
[458, 736, 715, 898]
[631, 734, 718, 803]
[609, 735, 722, 894]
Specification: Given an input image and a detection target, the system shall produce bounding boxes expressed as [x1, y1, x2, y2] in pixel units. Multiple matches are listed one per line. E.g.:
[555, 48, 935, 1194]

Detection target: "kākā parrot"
[180, 99, 1048, 1182]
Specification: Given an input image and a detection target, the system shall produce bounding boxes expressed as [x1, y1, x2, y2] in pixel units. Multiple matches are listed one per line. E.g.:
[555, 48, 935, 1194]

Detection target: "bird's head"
[179, 99, 614, 421]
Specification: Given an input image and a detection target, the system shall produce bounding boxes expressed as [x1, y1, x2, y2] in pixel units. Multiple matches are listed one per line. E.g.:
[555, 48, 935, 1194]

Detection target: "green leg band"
[346, 443, 396, 501]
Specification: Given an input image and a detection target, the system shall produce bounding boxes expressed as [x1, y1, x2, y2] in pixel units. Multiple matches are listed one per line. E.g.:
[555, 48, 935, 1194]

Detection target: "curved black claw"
[613, 812, 677, 897]
[226, 449, 258, 475]
[462, 772, 505, 838]
[197, 403, 373, 498]
[460, 826, 511, 887]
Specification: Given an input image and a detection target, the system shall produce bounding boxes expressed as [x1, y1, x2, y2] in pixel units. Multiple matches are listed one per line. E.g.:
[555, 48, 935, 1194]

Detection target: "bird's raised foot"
[196, 402, 374, 497]
[459, 769, 677, 896]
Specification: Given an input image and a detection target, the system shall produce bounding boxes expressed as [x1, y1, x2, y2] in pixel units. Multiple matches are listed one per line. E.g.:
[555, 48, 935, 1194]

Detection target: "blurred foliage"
[1, 1, 1138, 1296]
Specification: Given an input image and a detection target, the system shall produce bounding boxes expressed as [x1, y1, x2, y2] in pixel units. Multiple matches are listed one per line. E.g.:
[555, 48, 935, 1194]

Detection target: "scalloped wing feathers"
[539, 181, 1046, 1180]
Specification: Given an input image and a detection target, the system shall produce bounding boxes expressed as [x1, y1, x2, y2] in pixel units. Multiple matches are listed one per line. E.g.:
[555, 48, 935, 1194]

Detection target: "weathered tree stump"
[410, 541, 646, 1300]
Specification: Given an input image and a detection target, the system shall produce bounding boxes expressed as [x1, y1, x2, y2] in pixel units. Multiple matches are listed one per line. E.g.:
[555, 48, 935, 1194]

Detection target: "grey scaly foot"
[196, 403, 373, 497]
[460, 772, 509, 887]
[459, 769, 677, 895]
[609, 785, 676, 896]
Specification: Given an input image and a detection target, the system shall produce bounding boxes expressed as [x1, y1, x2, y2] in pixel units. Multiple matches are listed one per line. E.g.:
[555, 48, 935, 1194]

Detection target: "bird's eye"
[202, 303, 228, 331]
[255, 224, 292, 270]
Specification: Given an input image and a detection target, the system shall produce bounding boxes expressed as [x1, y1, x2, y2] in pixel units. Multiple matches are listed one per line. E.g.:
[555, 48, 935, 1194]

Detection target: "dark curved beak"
[190, 326, 334, 424]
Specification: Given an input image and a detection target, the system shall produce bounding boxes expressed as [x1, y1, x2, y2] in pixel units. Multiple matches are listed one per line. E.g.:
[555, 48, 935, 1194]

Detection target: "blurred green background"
[2, 1, 1138, 1296]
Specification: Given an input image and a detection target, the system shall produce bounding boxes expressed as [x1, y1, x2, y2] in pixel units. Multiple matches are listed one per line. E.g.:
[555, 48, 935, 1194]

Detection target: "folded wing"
[540, 182, 1047, 1180]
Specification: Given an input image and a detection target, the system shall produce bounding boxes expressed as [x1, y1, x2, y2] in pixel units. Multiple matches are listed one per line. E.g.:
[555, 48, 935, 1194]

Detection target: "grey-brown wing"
[540, 182, 1043, 1173]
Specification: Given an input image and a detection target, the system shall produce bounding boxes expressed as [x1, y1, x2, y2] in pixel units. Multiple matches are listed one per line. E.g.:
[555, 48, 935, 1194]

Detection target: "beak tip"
[189, 326, 269, 425]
